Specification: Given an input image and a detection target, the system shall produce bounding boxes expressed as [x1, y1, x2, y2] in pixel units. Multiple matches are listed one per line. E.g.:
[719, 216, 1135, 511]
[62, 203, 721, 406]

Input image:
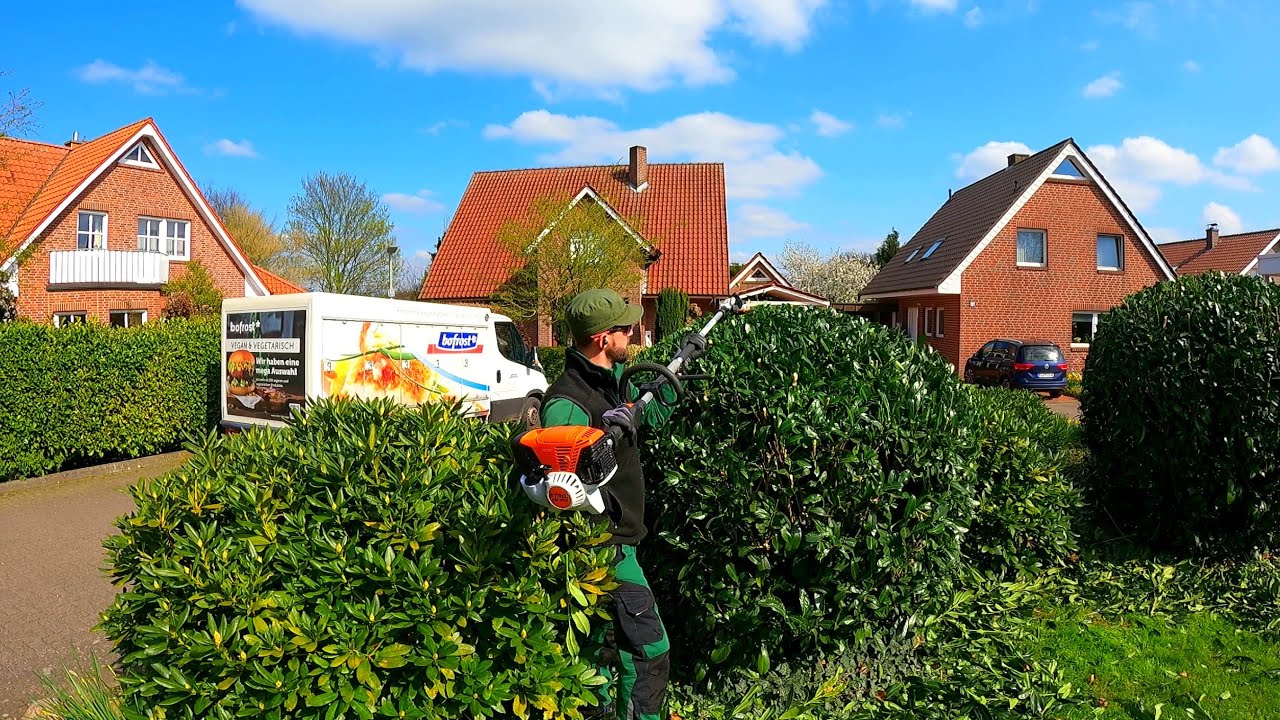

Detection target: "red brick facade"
[891, 178, 1166, 372]
[12, 138, 252, 324]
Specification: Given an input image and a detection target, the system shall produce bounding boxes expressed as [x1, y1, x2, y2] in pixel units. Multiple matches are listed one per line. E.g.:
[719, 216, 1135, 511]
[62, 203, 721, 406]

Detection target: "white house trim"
[861, 287, 949, 299]
[532, 186, 654, 256]
[730, 252, 791, 288]
[737, 283, 829, 305]
[1240, 232, 1280, 275]
[2, 122, 270, 297]
[937, 142, 1176, 294]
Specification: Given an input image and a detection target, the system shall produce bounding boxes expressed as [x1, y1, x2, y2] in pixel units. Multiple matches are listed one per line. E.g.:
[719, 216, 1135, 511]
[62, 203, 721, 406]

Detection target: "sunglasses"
[609, 324, 636, 335]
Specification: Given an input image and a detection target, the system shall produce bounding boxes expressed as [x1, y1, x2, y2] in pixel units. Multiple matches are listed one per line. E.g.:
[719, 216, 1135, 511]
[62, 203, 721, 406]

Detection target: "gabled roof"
[738, 283, 830, 306]
[860, 138, 1175, 298]
[0, 119, 269, 295]
[1157, 229, 1280, 275]
[729, 252, 791, 290]
[420, 162, 729, 300]
[252, 264, 306, 294]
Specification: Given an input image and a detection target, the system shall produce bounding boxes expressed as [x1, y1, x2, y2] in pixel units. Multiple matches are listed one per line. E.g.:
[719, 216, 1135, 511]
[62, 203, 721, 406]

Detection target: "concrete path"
[1044, 395, 1081, 421]
[0, 453, 189, 719]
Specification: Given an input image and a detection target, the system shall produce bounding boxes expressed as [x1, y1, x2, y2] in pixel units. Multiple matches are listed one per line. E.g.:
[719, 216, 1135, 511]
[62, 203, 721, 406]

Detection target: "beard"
[605, 342, 629, 364]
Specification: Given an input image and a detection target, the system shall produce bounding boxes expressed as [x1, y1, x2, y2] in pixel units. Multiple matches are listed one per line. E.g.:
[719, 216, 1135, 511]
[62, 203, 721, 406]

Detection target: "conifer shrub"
[102, 399, 614, 720]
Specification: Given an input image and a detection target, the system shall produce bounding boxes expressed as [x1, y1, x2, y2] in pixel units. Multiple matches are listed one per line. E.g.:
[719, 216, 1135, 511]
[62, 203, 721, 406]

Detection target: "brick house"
[1157, 225, 1280, 279]
[419, 146, 729, 346]
[0, 118, 288, 326]
[859, 138, 1176, 372]
[728, 252, 829, 306]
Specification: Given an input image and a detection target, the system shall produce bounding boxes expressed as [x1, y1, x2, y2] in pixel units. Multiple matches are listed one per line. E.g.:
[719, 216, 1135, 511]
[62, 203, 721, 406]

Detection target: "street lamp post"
[386, 244, 398, 298]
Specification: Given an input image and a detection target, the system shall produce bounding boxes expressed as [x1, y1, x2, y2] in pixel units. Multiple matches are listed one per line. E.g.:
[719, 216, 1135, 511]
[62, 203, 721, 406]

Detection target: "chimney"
[628, 145, 648, 191]
[1206, 223, 1219, 250]
[1007, 152, 1030, 167]
[64, 131, 85, 148]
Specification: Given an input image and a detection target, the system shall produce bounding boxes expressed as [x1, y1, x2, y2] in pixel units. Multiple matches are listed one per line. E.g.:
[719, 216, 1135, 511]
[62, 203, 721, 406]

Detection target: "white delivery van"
[220, 293, 547, 430]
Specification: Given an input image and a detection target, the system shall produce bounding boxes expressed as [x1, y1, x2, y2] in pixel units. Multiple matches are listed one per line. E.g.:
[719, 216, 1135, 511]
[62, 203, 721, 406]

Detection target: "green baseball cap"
[566, 289, 644, 341]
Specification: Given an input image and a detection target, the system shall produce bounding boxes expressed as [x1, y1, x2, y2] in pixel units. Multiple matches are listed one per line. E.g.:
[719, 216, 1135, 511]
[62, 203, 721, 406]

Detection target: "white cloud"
[206, 139, 258, 158]
[732, 204, 809, 239]
[876, 112, 906, 129]
[1203, 202, 1243, 234]
[383, 189, 445, 214]
[484, 109, 822, 199]
[910, 0, 958, 12]
[414, 249, 434, 260]
[963, 7, 984, 27]
[954, 141, 1032, 181]
[76, 59, 191, 95]
[1096, 1, 1155, 31]
[238, 0, 826, 93]
[810, 110, 852, 137]
[1081, 39, 1100, 51]
[1214, 134, 1280, 175]
[1147, 227, 1184, 245]
[1183, 59, 1200, 72]
[1087, 136, 1254, 212]
[1082, 72, 1123, 99]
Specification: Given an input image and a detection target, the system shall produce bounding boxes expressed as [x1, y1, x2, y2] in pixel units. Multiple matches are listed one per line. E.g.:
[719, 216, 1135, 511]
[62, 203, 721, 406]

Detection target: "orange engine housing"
[512, 425, 617, 486]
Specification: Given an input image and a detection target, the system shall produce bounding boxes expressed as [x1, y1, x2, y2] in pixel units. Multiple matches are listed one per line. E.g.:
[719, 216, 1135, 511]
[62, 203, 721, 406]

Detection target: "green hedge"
[0, 318, 220, 482]
[656, 287, 688, 342]
[102, 399, 615, 719]
[536, 346, 565, 383]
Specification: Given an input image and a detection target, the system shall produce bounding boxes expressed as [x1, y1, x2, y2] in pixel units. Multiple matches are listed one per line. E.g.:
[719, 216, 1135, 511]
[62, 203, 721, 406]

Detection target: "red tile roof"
[252, 264, 306, 294]
[1157, 229, 1280, 275]
[1, 119, 152, 258]
[420, 162, 729, 300]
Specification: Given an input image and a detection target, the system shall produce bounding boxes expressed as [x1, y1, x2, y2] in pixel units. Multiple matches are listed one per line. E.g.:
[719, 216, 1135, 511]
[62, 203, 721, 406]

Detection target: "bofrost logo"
[430, 332, 482, 354]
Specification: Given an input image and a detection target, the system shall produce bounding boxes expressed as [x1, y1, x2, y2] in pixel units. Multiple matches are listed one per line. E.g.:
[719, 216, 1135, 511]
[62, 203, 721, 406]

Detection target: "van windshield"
[1019, 345, 1062, 362]
[495, 321, 531, 366]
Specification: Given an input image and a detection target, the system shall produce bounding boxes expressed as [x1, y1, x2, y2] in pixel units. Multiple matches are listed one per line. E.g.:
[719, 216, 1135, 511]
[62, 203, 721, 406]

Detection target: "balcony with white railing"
[48, 249, 170, 287]
[1257, 252, 1280, 279]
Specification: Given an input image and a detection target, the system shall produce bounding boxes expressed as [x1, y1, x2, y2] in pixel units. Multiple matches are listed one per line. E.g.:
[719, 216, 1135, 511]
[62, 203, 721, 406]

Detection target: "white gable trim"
[737, 283, 829, 305]
[3, 123, 270, 296]
[1241, 232, 1280, 275]
[533, 186, 654, 255]
[937, 142, 1176, 294]
[729, 252, 791, 289]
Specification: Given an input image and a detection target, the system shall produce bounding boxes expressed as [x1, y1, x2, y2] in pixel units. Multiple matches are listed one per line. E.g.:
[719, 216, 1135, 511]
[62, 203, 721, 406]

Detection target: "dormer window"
[121, 142, 159, 169]
[750, 270, 767, 281]
[903, 248, 921, 263]
[922, 239, 943, 259]
[1051, 158, 1085, 179]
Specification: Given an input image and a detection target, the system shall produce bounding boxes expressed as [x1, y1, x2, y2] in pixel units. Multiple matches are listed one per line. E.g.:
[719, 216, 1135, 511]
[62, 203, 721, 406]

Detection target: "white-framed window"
[922, 239, 943, 259]
[137, 218, 162, 252]
[1072, 311, 1103, 347]
[77, 211, 107, 250]
[1097, 234, 1123, 271]
[924, 308, 933, 336]
[1051, 158, 1085, 179]
[903, 248, 921, 263]
[935, 309, 945, 337]
[121, 143, 159, 169]
[110, 310, 147, 328]
[53, 312, 87, 327]
[1017, 228, 1046, 267]
[890, 311, 898, 328]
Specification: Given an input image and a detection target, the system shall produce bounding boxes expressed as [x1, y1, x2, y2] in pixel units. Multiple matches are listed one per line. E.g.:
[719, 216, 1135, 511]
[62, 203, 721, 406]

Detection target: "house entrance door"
[907, 306, 919, 340]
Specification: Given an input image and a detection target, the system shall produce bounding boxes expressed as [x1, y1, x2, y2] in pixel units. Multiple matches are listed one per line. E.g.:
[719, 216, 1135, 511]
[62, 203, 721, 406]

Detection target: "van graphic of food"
[227, 349, 256, 396]
[322, 322, 452, 404]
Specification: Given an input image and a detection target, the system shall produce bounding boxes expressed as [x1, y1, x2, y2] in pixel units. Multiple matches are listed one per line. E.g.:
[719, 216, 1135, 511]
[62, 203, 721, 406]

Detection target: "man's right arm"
[539, 397, 592, 428]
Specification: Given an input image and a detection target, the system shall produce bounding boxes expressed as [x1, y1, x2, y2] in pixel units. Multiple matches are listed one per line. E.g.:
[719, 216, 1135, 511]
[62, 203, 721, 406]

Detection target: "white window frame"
[137, 218, 163, 253]
[1097, 234, 1123, 271]
[138, 217, 191, 259]
[53, 312, 87, 327]
[935, 308, 945, 338]
[1072, 311, 1102, 348]
[77, 211, 107, 250]
[924, 307, 933, 336]
[922, 239, 943, 259]
[890, 311, 898, 328]
[1050, 158, 1086, 180]
[903, 248, 921, 263]
[1016, 228, 1047, 268]
[120, 143, 159, 170]
[110, 309, 148, 328]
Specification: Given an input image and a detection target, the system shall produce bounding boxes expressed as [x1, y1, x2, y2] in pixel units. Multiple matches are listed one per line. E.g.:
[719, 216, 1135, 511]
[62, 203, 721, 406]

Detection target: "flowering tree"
[778, 241, 880, 304]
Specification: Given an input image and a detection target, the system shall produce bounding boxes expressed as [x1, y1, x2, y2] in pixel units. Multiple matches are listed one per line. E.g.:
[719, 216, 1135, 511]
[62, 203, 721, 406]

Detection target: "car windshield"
[1019, 345, 1061, 362]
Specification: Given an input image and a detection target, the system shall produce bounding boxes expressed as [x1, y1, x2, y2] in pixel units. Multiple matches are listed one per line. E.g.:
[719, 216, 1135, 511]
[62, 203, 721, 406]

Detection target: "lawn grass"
[1028, 606, 1280, 720]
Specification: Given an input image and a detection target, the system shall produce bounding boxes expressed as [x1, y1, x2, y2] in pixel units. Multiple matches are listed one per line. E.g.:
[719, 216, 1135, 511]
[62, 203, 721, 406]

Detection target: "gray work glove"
[602, 403, 638, 441]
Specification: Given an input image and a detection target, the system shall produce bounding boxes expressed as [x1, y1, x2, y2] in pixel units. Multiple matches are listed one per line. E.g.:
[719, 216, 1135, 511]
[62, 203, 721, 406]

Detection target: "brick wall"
[14, 145, 249, 324]
[958, 178, 1166, 372]
[895, 294, 962, 367]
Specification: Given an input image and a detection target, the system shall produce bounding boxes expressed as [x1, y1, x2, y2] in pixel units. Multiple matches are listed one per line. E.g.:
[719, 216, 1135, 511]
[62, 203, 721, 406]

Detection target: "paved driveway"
[0, 453, 188, 718]
[1044, 395, 1080, 421]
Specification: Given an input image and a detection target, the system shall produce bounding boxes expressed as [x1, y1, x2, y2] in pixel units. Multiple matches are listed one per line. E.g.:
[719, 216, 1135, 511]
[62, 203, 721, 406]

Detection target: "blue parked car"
[963, 339, 1068, 398]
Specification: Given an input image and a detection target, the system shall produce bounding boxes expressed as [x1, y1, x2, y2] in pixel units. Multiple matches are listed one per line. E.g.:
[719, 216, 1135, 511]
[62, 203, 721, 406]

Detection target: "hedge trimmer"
[513, 295, 747, 512]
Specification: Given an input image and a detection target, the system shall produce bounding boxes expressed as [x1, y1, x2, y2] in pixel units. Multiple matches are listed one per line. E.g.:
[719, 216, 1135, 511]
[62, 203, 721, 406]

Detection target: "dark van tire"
[521, 395, 542, 430]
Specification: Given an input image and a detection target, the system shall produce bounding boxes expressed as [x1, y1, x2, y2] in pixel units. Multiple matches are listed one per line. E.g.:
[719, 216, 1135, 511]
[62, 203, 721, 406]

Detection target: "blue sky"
[6, 0, 1279, 265]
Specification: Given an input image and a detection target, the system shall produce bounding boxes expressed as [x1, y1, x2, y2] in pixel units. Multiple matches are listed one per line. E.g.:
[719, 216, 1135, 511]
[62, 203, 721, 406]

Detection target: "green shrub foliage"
[0, 317, 220, 482]
[1082, 272, 1280, 552]
[656, 287, 688, 342]
[638, 305, 1077, 681]
[102, 399, 615, 720]
[536, 346, 565, 383]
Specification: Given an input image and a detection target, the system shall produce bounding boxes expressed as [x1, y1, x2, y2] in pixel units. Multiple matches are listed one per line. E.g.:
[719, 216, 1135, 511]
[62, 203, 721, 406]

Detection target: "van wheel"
[521, 396, 542, 430]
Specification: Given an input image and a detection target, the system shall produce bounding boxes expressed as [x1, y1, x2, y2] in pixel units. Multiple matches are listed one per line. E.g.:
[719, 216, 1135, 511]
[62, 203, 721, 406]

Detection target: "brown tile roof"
[252, 264, 306, 294]
[860, 139, 1073, 297]
[420, 162, 729, 300]
[1157, 229, 1280, 275]
[2, 119, 153, 259]
[0, 138, 67, 247]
